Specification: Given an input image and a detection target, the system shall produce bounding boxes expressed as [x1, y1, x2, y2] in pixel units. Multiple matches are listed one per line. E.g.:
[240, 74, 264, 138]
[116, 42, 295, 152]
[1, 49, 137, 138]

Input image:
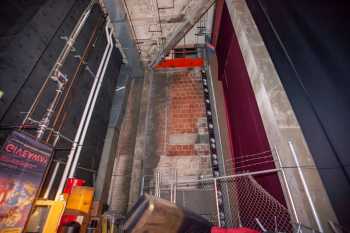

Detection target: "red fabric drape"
[213, 2, 285, 204]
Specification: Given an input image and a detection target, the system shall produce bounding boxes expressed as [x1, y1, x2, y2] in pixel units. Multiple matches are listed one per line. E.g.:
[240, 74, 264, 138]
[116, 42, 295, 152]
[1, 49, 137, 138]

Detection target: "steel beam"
[149, 0, 215, 68]
[102, 0, 144, 78]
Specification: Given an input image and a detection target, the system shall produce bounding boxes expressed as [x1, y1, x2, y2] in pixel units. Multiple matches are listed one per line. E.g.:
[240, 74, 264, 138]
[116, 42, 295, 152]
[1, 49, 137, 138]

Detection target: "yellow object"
[0, 228, 21, 233]
[66, 186, 94, 214]
[101, 217, 108, 233]
[25, 199, 65, 233]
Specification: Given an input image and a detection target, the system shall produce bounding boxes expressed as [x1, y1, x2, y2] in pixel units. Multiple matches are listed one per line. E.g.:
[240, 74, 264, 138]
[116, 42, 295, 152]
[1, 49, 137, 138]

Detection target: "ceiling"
[122, 0, 215, 64]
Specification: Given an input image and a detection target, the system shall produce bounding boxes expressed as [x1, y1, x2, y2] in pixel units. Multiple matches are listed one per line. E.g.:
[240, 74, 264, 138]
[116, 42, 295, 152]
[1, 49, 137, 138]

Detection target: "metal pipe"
[255, 218, 267, 232]
[36, 73, 67, 140]
[140, 176, 145, 196]
[43, 161, 61, 199]
[200, 168, 280, 183]
[22, 0, 95, 128]
[288, 141, 323, 232]
[155, 170, 160, 197]
[170, 182, 173, 203]
[214, 179, 221, 227]
[42, 114, 66, 199]
[150, 0, 215, 67]
[274, 146, 299, 224]
[47, 17, 104, 143]
[68, 23, 114, 178]
[173, 169, 177, 203]
[55, 22, 113, 200]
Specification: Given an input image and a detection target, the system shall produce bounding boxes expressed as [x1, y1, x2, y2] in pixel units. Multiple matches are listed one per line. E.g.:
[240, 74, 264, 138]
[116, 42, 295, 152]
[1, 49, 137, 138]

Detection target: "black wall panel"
[246, 0, 350, 227]
[0, 0, 123, 190]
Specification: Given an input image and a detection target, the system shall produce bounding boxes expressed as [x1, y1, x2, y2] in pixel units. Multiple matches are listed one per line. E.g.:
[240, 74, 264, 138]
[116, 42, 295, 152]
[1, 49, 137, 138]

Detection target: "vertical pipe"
[173, 169, 177, 203]
[157, 171, 161, 198]
[155, 171, 158, 197]
[55, 23, 113, 200]
[36, 78, 66, 140]
[214, 179, 221, 227]
[288, 141, 323, 232]
[68, 25, 114, 177]
[22, 0, 95, 128]
[43, 161, 61, 199]
[170, 182, 173, 203]
[274, 146, 299, 224]
[155, 170, 160, 198]
[140, 176, 145, 196]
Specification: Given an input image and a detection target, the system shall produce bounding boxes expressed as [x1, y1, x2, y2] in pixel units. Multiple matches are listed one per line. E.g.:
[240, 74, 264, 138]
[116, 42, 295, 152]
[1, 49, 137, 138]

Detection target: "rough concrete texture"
[128, 71, 151, 209]
[108, 79, 144, 215]
[94, 64, 132, 206]
[116, 0, 214, 63]
[224, 0, 338, 230]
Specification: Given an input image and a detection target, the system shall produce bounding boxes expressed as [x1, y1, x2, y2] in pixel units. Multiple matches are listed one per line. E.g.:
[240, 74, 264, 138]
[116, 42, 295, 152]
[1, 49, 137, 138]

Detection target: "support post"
[274, 145, 300, 224]
[214, 179, 221, 227]
[288, 141, 323, 232]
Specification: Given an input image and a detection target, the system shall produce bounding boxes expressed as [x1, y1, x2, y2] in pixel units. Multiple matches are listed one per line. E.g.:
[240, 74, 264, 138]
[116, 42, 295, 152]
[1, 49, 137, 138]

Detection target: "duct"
[103, 0, 143, 78]
[55, 21, 114, 199]
[150, 0, 215, 68]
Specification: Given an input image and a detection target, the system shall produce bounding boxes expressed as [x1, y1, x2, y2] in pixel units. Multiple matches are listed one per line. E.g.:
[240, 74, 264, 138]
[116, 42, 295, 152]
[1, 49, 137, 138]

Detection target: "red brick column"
[167, 70, 209, 157]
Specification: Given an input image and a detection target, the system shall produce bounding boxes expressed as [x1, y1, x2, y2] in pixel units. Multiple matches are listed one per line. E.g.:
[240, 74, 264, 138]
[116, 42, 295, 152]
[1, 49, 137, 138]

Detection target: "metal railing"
[141, 140, 336, 232]
[143, 168, 292, 231]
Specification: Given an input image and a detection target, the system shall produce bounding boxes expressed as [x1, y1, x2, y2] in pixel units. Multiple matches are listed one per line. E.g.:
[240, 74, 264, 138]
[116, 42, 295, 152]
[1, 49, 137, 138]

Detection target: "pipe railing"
[55, 19, 114, 200]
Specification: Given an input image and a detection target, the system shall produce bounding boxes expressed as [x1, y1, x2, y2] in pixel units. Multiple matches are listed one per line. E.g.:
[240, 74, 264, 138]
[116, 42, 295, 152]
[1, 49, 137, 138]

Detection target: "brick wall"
[167, 69, 210, 157]
[142, 68, 212, 187]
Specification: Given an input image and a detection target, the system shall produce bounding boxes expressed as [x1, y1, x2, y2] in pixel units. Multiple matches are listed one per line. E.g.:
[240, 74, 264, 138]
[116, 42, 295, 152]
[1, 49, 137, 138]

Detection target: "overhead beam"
[102, 0, 144, 78]
[149, 0, 215, 68]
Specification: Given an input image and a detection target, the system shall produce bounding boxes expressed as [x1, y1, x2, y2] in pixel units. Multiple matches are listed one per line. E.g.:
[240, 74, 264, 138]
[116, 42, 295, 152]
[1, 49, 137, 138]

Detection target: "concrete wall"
[108, 78, 144, 215]
[108, 67, 213, 216]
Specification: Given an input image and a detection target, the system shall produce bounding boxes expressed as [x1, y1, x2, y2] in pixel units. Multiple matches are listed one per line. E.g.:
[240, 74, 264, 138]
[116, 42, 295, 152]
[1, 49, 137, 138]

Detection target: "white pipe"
[55, 22, 113, 200]
[22, 0, 95, 128]
[274, 146, 300, 224]
[68, 24, 113, 178]
[44, 161, 61, 199]
[214, 179, 221, 227]
[288, 141, 324, 232]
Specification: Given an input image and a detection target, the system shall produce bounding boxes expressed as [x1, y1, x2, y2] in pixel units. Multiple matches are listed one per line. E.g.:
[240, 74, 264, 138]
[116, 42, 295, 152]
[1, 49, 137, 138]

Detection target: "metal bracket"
[60, 36, 77, 52]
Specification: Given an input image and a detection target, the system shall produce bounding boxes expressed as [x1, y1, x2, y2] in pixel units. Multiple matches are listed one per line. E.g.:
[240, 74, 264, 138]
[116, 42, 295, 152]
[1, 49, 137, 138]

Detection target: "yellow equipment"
[25, 200, 65, 233]
[66, 186, 94, 215]
[25, 186, 94, 233]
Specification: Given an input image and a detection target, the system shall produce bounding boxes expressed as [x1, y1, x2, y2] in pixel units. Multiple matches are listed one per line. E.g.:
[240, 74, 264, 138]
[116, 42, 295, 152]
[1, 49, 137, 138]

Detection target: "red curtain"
[213, 2, 285, 204]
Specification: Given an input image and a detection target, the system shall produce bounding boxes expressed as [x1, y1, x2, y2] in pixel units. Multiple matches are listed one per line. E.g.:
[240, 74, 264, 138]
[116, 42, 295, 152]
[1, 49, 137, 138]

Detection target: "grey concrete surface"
[94, 64, 132, 207]
[108, 78, 144, 215]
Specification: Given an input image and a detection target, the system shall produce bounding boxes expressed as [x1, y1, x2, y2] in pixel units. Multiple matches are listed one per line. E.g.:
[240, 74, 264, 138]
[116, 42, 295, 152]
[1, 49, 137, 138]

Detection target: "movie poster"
[0, 131, 53, 233]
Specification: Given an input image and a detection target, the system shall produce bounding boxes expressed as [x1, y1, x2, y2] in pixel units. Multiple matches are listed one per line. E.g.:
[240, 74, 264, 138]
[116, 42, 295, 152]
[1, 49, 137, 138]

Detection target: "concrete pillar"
[107, 77, 144, 215]
[128, 70, 151, 209]
[223, 0, 338, 231]
[94, 64, 131, 212]
[102, 0, 143, 78]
